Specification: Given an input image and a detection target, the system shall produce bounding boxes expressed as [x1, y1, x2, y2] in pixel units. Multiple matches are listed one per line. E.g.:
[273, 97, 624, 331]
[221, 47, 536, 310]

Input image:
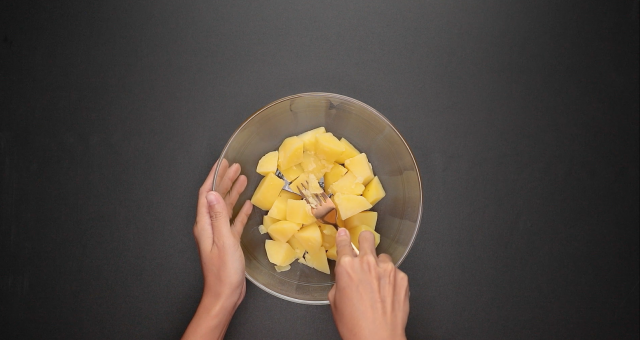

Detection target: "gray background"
[1, 0, 638, 339]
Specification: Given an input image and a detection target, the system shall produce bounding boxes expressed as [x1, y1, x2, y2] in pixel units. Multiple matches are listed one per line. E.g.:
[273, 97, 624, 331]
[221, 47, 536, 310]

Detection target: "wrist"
[200, 288, 241, 316]
[182, 291, 239, 340]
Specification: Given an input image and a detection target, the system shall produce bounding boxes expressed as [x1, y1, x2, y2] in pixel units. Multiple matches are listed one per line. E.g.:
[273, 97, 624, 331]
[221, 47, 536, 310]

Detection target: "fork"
[296, 181, 359, 255]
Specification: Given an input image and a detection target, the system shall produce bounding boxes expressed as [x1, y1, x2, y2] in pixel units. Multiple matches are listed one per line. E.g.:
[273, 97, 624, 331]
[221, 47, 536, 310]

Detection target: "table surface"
[1, 1, 638, 339]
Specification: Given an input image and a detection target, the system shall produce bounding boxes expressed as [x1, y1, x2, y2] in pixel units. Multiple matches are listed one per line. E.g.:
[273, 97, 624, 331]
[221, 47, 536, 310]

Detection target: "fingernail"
[337, 228, 348, 236]
[206, 192, 221, 205]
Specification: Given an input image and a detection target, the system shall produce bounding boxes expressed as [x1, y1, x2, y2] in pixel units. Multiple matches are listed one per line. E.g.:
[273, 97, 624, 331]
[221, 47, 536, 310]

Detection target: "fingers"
[231, 200, 253, 239]
[378, 253, 393, 264]
[357, 230, 377, 258]
[200, 159, 222, 193]
[395, 269, 410, 308]
[197, 160, 222, 219]
[206, 191, 232, 241]
[225, 174, 247, 215]
[335, 228, 356, 261]
[328, 284, 336, 303]
[215, 163, 241, 197]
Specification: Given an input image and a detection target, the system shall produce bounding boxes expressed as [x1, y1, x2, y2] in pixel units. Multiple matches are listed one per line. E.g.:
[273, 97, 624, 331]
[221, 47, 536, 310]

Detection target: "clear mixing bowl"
[213, 93, 422, 304]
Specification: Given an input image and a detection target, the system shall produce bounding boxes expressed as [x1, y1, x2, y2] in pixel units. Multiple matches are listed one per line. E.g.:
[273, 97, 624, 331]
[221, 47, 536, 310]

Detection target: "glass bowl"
[213, 93, 422, 305]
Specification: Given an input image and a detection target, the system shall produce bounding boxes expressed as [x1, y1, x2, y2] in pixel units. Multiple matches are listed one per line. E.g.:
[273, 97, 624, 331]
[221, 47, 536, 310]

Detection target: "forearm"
[182, 294, 237, 340]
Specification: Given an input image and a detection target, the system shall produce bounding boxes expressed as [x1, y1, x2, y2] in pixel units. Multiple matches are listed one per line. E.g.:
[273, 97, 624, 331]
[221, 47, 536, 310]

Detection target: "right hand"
[328, 228, 410, 340]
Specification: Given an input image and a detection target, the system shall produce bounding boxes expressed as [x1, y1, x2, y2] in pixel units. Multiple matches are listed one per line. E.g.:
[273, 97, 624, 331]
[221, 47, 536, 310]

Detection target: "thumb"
[206, 191, 232, 238]
[335, 228, 355, 261]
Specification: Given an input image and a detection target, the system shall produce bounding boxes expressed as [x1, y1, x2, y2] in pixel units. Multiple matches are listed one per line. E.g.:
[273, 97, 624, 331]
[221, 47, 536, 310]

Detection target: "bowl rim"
[212, 92, 423, 305]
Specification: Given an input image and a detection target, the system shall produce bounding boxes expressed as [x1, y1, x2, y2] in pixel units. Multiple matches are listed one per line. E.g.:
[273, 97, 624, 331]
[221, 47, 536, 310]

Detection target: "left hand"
[193, 159, 253, 309]
[183, 159, 253, 340]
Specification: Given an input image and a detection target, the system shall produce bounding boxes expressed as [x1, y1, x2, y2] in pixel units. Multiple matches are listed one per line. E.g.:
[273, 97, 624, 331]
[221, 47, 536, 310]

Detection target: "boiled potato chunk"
[362, 176, 386, 206]
[336, 210, 346, 229]
[335, 138, 360, 164]
[329, 172, 365, 195]
[289, 172, 309, 194]
[279, 164, 304, 182]
[306, 174, 323, 194]
[251, 172, 285, 210]
[309, 163, 331, 179]
[345, 211, 378, 230]
[326, 245, 338, 260]
[363, 162, 375, 185]
[315, 133, 345, 163]
[333, 193, 372, 219]
[267, 196, 288, 220]
[302, 152, 332, 178]
[304, 246, 330, 274]
[324, 163, 348, 193]
[287, 237, 306, 259]
[274, 265, 291, 272]
[344, 153, 374, 184]
[286, 199, 317, 225]
[349, 225, 380, 250]
[278, 189, 301, 201]
[297, 127, 326, 153]
[294, 223, 323, 251]
[267, 221, 302, 243]
[319, 223, 337, 249]
[263, 215, 280, 230]
[278, 136, 304, 170]
[301, 151, 320, 172]
[265, 240, 298, 266]
[256, 151, 278, 176]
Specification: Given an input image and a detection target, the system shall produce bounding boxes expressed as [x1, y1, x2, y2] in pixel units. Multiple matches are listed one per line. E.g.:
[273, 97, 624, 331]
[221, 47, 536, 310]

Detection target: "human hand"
[183, 159, 253, 340]
[328, 228, 410, 340]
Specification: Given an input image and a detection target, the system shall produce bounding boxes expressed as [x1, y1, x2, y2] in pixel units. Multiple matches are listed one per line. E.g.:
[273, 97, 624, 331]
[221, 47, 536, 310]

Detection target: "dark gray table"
[2, 1, 638, 339]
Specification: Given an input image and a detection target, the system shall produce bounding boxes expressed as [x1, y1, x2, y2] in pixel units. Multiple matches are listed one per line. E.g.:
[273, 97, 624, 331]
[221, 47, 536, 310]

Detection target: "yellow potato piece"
[289, 172, 309, 194]
[335, 138, 361, 164]
[319, 223, 337, 249]
[297, 127, 326, 153]
[251, 172, 285, 211]
[286, 199, 316, 225]
[263, 215, 280, 230]
[279, 164, 304, 182]
[267, 221, 302, 243]
[363, 162, 374, 185]
[267, 196, 288, 220]
[309, 166, 328, 179]
[294, 223, 323, 251]
[274, 265, 291, 272]
[326, 245, 337, 261]
[256, 151, 278, 176]
[306, 174, 323, 194]
[333, 193, 373, 219]
[265, 240, 298, 266]
[345, 211, 378, 230]
[278, 136, 304, 170]
[349, 225, 380, 250]
[278, 189, 301, 201]
[301, 151, 320, 172]
[336, 210, 346, 229]
[344, 153, 374, 185]
[362, 176, 386, 206]
[329, 172, 365, 195]
[304, 246, 330, 274]
[315, 133, 345, 163]
[324, 163, 348, 193]
[287, 237, 306, 259]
